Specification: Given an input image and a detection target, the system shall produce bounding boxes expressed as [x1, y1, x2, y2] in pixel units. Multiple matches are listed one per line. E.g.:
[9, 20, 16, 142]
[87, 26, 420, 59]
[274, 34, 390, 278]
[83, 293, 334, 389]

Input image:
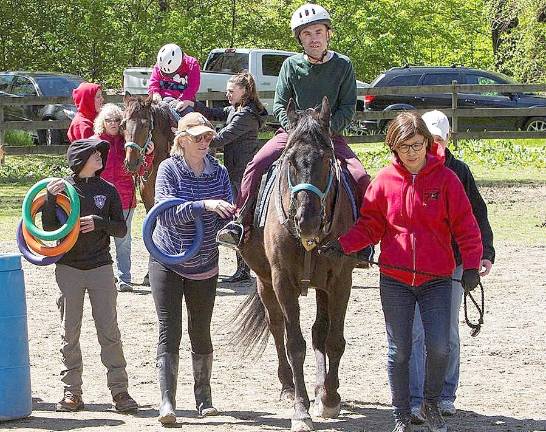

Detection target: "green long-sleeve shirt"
[273, 52, 357, 134]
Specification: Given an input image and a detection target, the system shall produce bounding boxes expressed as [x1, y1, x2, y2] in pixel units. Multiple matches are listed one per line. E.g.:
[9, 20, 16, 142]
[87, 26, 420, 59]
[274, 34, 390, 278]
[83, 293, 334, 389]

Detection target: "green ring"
[22, 178, 80, 241]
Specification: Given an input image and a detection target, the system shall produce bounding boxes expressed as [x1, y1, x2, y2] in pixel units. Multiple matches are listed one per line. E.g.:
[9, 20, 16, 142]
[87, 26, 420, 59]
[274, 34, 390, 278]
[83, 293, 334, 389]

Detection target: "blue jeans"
[163, 97, 193, 122]
[379, 274, 452, 419]
[410, 265, 463, 408]
[113, 208, 134, 284]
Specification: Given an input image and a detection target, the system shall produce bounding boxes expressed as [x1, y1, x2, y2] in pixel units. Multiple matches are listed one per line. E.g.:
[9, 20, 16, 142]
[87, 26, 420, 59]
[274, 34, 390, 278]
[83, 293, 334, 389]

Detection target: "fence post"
[0, 103, 5, 165]
[451, 80, 458, 149]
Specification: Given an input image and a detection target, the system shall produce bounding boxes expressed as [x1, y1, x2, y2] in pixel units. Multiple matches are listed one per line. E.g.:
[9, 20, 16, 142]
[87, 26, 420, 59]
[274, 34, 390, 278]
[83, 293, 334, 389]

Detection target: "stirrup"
[216, 222, 244, 249]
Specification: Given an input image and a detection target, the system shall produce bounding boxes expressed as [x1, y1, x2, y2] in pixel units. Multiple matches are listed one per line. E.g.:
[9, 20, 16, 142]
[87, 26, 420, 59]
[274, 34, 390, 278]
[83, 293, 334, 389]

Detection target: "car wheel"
[524, 117, 546, 131]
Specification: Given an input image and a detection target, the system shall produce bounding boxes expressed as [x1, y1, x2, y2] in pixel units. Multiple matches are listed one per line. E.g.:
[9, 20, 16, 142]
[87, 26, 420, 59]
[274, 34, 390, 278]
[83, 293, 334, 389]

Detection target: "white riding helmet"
[157, 44, 183, 74]
[290, 3, 332, 39]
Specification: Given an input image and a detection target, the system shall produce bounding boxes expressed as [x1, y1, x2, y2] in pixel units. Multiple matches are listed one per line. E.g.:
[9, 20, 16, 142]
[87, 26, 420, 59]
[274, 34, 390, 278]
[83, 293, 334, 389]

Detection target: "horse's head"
[282, 96, 335, 250]
[121, 94, 155, 173]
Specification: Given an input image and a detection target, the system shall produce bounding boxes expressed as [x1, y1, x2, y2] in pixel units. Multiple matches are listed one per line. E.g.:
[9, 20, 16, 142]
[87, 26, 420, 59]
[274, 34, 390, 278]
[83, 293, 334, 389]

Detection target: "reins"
[351, 256, 485, 337]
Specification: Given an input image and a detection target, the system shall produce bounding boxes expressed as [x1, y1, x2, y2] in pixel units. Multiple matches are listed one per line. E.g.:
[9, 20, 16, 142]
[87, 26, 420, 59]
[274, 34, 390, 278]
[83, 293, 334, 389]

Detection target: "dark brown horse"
[234, 97, 361, 432]
[121, 95, 175, 211]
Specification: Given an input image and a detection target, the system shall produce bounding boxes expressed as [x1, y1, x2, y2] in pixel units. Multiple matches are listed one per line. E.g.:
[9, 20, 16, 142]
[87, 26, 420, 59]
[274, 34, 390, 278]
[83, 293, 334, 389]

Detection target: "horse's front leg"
[273, 273, 313, 432]
[319, 272, 352, 418]
[312, 289, 328, 409]
[257, 278, 294, 402]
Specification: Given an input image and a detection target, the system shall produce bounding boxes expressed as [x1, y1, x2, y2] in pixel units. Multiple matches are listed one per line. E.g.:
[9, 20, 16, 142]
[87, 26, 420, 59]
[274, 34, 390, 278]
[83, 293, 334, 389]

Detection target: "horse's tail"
[229, 287, 269, 359]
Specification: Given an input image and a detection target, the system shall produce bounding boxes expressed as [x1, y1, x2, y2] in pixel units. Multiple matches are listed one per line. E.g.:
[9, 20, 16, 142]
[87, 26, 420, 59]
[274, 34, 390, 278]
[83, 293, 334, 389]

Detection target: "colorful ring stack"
[17, 179, 81, 266]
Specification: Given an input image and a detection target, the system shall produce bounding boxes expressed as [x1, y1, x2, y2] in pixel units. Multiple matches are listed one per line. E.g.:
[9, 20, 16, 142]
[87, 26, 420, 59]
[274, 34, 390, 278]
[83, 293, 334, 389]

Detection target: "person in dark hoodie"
[43, 138, 138, 413]
[179, 72, 266, 282]
[67, 82, 103, 142]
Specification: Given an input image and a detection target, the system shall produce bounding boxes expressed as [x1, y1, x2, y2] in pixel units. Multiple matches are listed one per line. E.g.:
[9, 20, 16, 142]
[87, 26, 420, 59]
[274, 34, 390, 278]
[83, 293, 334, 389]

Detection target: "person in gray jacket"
[181, 72, 267, 282]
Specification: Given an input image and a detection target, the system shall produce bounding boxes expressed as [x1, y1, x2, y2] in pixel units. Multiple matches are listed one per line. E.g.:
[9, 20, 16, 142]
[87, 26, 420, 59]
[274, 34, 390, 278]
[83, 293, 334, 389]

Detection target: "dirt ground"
[1, 205, 545, 431]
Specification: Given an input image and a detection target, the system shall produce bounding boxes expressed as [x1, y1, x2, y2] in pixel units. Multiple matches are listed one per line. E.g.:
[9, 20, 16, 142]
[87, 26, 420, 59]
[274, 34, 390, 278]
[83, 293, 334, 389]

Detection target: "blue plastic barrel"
[0, 254, 32, 421]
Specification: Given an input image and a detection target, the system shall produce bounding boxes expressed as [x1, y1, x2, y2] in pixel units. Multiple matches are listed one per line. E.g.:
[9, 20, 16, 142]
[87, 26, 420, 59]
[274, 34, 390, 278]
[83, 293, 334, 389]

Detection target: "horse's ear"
[319, 96, 331, 130]
[144, 94, 153, 106]
[286, 98, 298, 130]
[123, 92, 132, 104]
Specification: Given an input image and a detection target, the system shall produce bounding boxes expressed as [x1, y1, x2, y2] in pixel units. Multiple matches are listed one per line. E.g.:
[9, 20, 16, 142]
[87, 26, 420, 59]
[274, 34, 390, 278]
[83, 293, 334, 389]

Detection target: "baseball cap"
[176, 112, 215, 137]
[422, 110, 450, 141]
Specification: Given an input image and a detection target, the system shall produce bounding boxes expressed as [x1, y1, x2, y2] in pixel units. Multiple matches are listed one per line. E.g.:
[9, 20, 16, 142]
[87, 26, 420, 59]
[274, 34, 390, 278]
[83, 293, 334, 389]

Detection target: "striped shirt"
[152, 154, 233, 279]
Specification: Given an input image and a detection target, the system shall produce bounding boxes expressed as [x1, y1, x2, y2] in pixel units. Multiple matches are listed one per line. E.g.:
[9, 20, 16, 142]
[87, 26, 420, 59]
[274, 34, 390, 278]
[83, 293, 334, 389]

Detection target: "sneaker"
[439, 400, 456, 416]
[424, 402, 447, 432]
[410, 405, 426, 424]
[116, 281, 133, 292]
[56, 391, 84, 412]
[392, 417, 413, 432]
[113, 391, 138, 412]
[216, 221, 244, 248]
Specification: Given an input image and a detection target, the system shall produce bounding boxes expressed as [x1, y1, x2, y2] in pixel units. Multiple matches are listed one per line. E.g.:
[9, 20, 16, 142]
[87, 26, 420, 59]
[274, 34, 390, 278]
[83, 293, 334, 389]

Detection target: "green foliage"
[0, 155, 71, 184]
[4, 130, 34, 146]
[452, 139, 546, 168]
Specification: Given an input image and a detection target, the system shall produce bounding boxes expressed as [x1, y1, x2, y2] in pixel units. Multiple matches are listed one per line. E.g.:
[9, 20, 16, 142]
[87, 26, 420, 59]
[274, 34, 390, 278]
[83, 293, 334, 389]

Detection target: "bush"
[0, 155, 70, 184]
[4, 130, 34, 146]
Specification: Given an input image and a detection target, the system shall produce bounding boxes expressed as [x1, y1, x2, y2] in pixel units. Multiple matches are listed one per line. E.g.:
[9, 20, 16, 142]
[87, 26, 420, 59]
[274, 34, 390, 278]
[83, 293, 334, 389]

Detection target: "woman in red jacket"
[321, 112, 482, 432]
[68, 82, 103, 142]
[94, 103, 153, 292]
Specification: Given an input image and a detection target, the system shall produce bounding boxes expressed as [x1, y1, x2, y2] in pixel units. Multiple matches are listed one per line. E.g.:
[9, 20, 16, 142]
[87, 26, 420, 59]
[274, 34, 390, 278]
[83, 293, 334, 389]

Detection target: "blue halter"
[124, 114, 154, 156]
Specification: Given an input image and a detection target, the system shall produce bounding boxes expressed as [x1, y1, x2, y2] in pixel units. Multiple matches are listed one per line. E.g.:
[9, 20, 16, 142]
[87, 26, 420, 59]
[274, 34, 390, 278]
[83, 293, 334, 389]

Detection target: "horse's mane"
[285, 110, 332, 155]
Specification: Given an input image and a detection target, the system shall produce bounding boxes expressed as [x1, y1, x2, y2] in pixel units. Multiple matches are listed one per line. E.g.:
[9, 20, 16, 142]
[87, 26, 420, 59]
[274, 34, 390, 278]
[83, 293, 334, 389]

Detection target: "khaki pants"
[55, 264, 128, 396]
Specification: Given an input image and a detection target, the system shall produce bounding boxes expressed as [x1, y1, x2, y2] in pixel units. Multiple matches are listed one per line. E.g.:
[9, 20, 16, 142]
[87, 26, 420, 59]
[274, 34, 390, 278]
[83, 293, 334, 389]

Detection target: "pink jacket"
[68, 83, 101, 142]
[147, 54, 201, 101]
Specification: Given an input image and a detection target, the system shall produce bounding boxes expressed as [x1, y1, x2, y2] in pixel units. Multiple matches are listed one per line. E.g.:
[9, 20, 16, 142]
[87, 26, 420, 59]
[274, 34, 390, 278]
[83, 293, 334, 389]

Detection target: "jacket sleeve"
[331, 61, 357, 134]
[42, 191, 62, 231]
[338, 179, 386, 253]
[181, 59, 201, 101]
[445, 174, 483, 270]
[93, 187, 127, 238]
[154, 161, 206, 225]
[459, 164, 495, 263]
[147, 65, 162, 96]
[194, 101, 229, 121]
[273, 60, 292, 131]
[211, 110, 258, 151]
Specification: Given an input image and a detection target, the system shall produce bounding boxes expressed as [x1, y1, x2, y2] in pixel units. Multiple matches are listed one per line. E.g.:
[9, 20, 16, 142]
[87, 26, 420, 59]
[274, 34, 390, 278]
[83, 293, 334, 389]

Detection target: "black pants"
[149, 258, 217, 356]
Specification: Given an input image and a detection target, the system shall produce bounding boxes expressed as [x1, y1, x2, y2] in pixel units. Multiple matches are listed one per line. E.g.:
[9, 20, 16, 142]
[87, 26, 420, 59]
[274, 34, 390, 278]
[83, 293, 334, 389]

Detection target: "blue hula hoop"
[17, 207, 68, 266]
[142, 198, 204, 265]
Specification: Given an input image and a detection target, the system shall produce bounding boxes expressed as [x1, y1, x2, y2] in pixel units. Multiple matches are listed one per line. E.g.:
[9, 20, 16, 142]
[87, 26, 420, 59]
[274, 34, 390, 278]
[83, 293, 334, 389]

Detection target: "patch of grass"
[4, 130, 34, 146]
[0, 155, 70, 184]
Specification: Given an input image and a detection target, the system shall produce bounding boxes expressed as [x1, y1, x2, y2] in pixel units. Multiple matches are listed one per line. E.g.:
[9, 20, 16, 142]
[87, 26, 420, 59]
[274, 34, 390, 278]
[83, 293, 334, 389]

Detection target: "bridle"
[124, 112, 154, 163]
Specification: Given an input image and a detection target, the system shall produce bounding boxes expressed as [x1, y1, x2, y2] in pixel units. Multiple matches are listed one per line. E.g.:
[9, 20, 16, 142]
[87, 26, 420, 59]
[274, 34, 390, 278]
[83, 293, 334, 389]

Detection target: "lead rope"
[354, 256, 485, 337]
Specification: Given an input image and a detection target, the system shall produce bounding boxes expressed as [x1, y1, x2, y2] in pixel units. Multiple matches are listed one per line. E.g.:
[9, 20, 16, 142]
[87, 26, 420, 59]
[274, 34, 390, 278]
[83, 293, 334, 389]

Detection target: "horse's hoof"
[291, 418, 314, 432]
[280, 387, 295, 402]
[312, 398, 340, 418]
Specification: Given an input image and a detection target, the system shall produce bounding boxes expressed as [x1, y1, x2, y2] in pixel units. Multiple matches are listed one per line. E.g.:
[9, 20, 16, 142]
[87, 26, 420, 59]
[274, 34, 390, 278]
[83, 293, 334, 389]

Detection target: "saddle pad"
[253, 163, 359, 228]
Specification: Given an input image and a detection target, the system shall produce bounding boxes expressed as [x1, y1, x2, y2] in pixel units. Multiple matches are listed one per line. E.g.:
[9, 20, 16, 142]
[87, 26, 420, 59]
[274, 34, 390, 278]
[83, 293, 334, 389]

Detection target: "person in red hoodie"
[68, 82, 103, 142]
[94, 103, 153, 292]
[320, 112, 483, 432]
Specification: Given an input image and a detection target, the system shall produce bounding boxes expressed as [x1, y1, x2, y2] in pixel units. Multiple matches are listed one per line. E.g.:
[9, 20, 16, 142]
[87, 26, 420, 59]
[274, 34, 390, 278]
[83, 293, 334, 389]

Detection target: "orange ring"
[22, 194, 80, 257]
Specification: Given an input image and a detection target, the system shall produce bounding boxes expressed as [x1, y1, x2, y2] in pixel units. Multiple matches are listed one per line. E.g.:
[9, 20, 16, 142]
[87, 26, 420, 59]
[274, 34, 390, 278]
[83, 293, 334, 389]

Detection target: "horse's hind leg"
[320, 275, 352, 419]
[311, 289, 328, 413]
[258, 279, 294, 402]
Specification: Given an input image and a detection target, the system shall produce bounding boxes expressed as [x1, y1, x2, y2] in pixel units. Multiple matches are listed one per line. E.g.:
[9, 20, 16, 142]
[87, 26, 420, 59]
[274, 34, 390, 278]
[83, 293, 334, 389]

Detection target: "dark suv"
[0, 71, 84, 145]
[363, 66, 546, 133]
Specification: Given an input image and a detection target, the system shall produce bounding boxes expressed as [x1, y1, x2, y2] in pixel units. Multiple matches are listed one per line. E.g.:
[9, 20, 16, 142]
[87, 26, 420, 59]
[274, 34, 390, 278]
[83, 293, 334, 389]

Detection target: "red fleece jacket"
[68, 83, 101, 142]
[339, 153, 483, 286]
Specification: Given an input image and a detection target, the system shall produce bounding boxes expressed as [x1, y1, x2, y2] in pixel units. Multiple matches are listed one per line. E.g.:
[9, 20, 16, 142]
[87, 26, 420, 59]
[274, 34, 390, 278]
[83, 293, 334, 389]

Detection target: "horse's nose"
[124, 159, 139, 173]
[294, 199, 322, 238]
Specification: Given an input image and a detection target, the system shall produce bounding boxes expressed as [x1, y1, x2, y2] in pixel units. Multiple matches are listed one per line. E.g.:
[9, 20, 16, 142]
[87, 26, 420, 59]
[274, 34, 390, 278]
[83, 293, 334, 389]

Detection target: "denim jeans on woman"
[409, 265, 464, 409]
[379, 274, 452, 419]
[113, 208, 134, 284]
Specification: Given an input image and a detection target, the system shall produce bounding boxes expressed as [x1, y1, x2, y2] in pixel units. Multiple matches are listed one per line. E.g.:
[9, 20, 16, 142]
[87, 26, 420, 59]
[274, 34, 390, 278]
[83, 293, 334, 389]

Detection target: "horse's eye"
[119, 119, 126, 129]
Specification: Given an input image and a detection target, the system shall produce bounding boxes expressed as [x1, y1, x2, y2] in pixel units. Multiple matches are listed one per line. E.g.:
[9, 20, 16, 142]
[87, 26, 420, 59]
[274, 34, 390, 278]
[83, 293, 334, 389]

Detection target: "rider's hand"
[318, 239, 347, 259]
[79, 215, 96, 234]
[46, 178, 65, 196]
[461, 268, 480, 293]
[152, 93, 162, 103]
[479, 259, 493, 277]
[175, 100, 194, 112]
[204, 200, 235, 218]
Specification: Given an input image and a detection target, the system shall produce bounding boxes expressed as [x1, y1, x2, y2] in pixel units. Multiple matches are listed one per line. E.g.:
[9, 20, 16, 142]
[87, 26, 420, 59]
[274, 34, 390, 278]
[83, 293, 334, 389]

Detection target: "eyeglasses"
[192, 133, 214, 143]
[396, 141, 425, 154]
[105, 118, 121, 124]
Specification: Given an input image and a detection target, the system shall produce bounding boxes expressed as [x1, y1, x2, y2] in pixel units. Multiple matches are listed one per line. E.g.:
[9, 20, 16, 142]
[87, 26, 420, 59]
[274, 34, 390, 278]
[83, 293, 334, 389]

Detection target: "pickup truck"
[124, 48, 368, 115]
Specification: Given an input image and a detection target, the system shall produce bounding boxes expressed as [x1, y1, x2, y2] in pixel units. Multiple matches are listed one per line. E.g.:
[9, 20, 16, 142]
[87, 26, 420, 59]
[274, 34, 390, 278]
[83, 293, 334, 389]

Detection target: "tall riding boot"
[192, 352, 218, 417]
[157, 352, 179, 424]
[223, 253, 251, 283]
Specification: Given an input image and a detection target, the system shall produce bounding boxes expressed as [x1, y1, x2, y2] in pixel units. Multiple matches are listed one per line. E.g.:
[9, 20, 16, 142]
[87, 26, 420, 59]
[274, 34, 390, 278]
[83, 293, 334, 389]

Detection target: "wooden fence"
[1, 83, 546, 158]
